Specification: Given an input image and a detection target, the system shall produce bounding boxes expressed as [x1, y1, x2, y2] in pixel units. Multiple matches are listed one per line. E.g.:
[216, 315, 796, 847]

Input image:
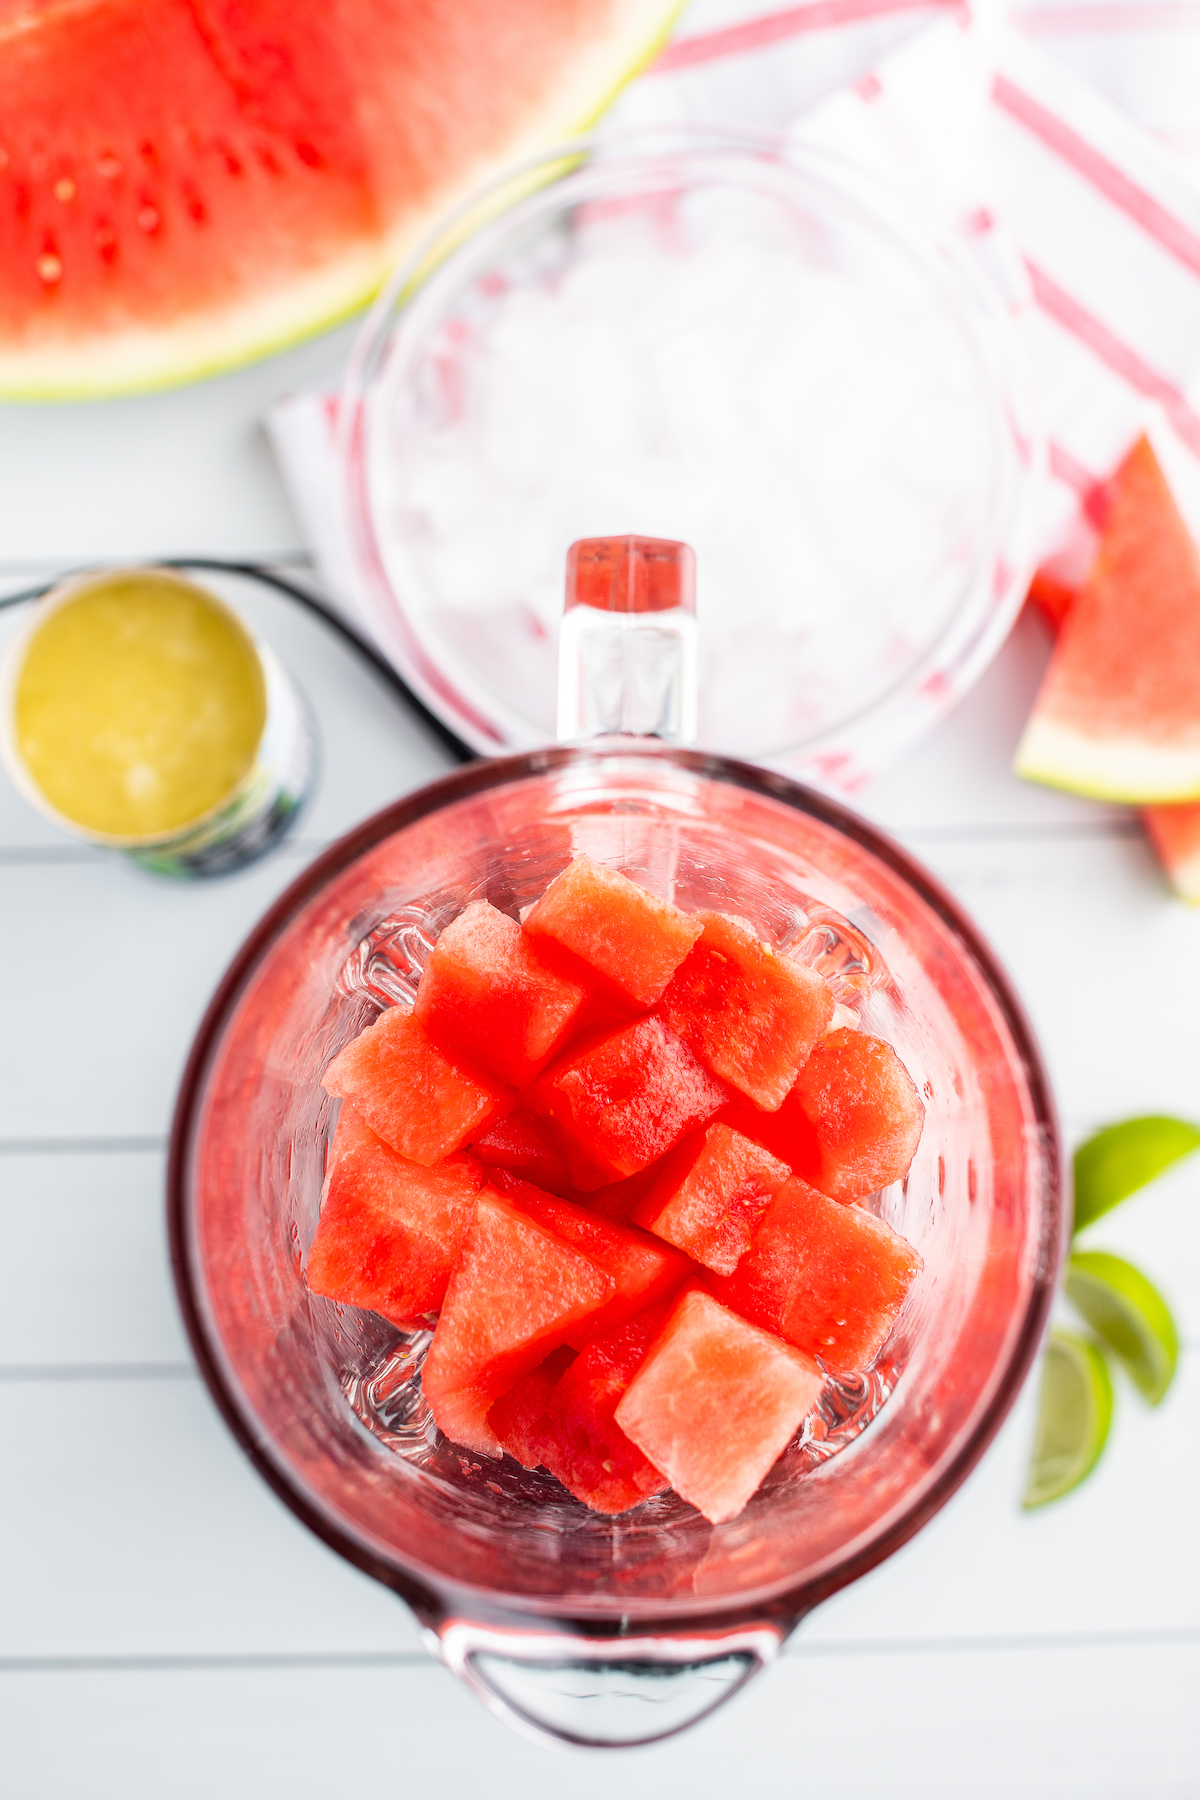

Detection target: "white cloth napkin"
[267, 0, 1200, 720]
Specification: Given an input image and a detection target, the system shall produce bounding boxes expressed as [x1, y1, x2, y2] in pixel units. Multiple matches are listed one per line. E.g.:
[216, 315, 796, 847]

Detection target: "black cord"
[0, 557, 477, 767]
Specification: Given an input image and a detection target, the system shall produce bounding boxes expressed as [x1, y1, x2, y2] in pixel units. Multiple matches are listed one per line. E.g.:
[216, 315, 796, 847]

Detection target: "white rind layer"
[1015, 717, 1200, 803]
[1153, 834, 1200, 903]
[0, 0, 681, 399]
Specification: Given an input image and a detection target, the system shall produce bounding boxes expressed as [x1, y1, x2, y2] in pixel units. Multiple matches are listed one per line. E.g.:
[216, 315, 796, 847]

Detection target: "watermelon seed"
[602, 1460, 614, 1472]
[35, 253, 62, 285]
[137, 204, 160, 234]
[53, 177, 75, 203]
[96, 153, 121, 180]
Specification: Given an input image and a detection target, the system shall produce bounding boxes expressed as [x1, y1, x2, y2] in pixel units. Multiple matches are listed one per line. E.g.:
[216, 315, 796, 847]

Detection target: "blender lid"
[340, 127, 1044, 789]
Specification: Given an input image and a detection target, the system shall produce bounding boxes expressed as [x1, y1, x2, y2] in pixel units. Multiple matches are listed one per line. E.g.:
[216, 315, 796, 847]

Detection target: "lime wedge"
[1023, 1329, 1113, 1509]
[1073, 1115, 1200, 1231]
[1065, 1251, 1179, 1405]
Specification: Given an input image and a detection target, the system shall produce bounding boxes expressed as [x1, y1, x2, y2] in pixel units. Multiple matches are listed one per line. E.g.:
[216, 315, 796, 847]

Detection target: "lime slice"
[1023, 1329, 1113, 1509]
[1073, 1115, 1200, 1232]
[1065, 1251, 1179, 1405]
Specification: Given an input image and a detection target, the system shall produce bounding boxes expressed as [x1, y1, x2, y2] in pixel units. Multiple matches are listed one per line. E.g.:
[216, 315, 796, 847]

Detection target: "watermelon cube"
[490, 1173, 689, 1346]
[791, 1028, 925, 1202]
[488, 1345, 577, 1471]
[658, 912, 834, 1110]
[305, 1132, 482, 1324]
[718, 1090, 821, 1185]
[528, 1015, 728, 1186]
[538, 1304, 673, 1513]
[614, 1289, 824, 1524]
[323, 1005, 512, 1166]
[714, 1175, 922, 1375]
[633, 1122, 791, 1276]
[469, 1106, 574, 1196]
[325, 1098, 383, 1174]
[413, 899, 589, 1088]
[421, 1187, 614, 1455]
[523, 854, 702, 1008]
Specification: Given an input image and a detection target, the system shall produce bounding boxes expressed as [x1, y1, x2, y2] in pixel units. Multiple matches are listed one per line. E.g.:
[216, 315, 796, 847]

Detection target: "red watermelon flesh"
[634, 1122, 791, 1276]
[792, 1029, 925, 1204]
[714, 1176, 922, 1376]
[539, 1303, 673, 1513]
[1143, 800, 1200, 903]
[528, 1015, 729, 1187]
[614, 1288, 824, 1524]
[421, 1187, 614, 1454]
[718, 1089, 822, 1185]
[469, 1106, 575, 1196]
[305, 1138, 482, 1324]
[1022, 522, 1200, 904]
[487, 1345, 577, 1471]
[523, 855, 702, 1009]
[325, 1098, 383, 1175]
[488, 1173, 689, 1346]
[323, 1005, 512, 1167]
[0, 0, 680, 396]
[658, 912, 834, 1110]
[412, 900, 588, 1089]
[1015, 437, 1200, 802]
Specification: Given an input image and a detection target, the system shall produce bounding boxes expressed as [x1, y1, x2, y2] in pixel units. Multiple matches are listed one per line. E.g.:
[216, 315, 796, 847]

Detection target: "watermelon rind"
[0, 0, 683, 400]
[1014, 718, 1200, 805]
[1142, 803, 1200, 903]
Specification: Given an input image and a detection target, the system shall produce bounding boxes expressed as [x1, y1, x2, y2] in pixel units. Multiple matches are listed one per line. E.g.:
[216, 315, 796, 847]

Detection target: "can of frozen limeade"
[0, 567, 316, 876]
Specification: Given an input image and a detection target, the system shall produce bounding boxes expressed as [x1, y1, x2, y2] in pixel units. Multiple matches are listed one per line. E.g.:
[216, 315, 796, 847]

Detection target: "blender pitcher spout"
[557, 535, 698, 746]
[430, 1614, 787, 1749]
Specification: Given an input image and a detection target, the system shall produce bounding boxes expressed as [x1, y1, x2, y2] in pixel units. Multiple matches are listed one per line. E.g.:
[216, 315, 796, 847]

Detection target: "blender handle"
[427, 1613, 787, 1748]
[556, 535, 699, 745]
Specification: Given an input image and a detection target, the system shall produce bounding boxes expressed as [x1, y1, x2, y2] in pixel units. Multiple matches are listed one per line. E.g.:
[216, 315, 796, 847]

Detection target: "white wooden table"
[2, 329, 1198, 1800]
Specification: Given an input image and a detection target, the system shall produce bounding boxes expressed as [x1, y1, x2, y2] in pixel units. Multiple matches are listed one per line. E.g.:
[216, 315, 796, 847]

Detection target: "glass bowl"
[338, 126, 1044, 788]
[169, 743, 1061, 1747]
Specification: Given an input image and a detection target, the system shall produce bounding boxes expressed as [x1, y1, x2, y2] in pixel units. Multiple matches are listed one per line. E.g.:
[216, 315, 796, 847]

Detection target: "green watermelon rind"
[1015, 716, 1200, 805]
[0, 0, 684, 401]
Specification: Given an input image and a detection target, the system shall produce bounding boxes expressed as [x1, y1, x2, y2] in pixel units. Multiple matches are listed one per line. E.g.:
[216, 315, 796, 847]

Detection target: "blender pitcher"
[169, 536, 1061, 1749]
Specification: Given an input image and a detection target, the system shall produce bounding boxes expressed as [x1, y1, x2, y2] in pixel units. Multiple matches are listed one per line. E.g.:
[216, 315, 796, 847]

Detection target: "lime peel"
[1073, 1115, 1200, 1232]
[1065, 1251, 1178, 1406]
[1023, 1328, 1113, 1509]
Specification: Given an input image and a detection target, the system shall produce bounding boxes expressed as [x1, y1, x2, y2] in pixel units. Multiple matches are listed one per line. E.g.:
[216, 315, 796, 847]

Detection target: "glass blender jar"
[169, 536, 1061, 1749]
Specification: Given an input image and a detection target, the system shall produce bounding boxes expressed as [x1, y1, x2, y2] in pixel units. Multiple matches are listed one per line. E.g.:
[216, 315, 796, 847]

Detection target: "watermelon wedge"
[1143, 802, 1200, 903]
[1024, 544, 1200, 905]
[614, 1289, 823, 1524]
[0, 0, 682, 396]
[1015, 438, 1200, 802]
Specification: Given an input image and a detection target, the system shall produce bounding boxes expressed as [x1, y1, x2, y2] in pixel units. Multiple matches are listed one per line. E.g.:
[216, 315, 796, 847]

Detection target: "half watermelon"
[0, 0, 680, 396]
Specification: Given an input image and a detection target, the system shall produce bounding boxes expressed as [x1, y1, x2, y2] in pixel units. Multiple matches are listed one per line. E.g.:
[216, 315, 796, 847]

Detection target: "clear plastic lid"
[340, 126, 1044, 789]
